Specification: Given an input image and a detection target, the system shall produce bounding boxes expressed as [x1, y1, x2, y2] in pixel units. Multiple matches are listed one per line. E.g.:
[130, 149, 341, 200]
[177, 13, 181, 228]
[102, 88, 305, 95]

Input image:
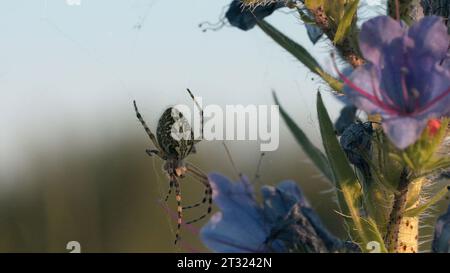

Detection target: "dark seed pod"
[334, 105, 357, 136]
[262, 181, 344, 253]
[225, 0, 285, 31]
[339, 122, 373, 177]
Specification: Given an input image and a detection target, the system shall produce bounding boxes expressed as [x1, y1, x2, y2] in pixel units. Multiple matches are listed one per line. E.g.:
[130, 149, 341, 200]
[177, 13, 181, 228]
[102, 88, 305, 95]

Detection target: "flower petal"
[408, 16, 449, 63]
[343, 63, 388, 115]
[275, 180, 310, 207]
[208, 173, 255, 211]
[261, 180, 310, 223]
[359, 16, 405, 65]
[378, 36, 414, 110]
[262, 181, 342, 252]
[301, 207, 343, 251]
[200, 211, 275, 252]
[382, 116, 427, 149]
[406, 17, 450, 107]
[200, 173, 280, 253]
[416, 66, 450, 117]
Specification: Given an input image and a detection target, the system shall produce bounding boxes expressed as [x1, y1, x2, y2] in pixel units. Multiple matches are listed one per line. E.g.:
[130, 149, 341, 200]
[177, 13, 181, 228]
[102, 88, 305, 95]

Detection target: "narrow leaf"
[256, 20, 343, 92]
[404, 185, 450, 217]
[317, 92, 386, 252]
[361, 218, 388, 253]
[333, 0, 359, 44]
[273, 91, 333, 181]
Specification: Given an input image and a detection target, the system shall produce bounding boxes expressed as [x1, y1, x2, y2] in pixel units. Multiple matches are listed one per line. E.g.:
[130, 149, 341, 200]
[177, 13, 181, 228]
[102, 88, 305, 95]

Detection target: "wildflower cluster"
[200, 174, 346, 253]
[192, 0, 449, 253]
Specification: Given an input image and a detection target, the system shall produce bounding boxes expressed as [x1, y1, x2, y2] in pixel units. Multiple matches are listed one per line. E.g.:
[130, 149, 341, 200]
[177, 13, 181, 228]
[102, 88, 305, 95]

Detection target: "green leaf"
[333, 0, 359, 44]
[401, 152, 416, 170]
[361, 218, 388, 253]
[430, 158, 450, 170]
[405, 177, 424, 211]
[404, 185, 450, 217]
[256, 20, 343, 92]
[413, 157, 450, 180]
[273, 91, 333, 181]
[324, 0, 347, 19]
[357, 148, 399, 194]
[316, 92, 386, 252]
[256, 20, 319, 72]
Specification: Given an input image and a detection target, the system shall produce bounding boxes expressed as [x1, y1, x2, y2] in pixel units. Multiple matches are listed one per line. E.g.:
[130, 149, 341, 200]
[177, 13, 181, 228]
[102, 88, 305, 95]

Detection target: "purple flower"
[200, 173, 343, 253]
[338, 16, 450, 149]
[432, 204, 450, 253]
[199, 173, 284, 252]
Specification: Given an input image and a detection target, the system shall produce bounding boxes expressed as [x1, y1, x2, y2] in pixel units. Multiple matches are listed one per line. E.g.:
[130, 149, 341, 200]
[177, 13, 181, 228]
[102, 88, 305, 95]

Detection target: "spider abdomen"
[157, 107, 195, 160]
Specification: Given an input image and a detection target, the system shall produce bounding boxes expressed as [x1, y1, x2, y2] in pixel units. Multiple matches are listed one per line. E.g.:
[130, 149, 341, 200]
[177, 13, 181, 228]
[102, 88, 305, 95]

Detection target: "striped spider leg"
[133, 89, 212, 244]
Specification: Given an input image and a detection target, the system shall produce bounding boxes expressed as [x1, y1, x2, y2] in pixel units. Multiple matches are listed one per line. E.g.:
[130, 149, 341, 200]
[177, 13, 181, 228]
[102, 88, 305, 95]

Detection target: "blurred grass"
[0, 133, 446, 252]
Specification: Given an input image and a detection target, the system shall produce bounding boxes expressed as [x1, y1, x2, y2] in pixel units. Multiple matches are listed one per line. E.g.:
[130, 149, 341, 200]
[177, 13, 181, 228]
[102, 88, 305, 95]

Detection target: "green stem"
[308, 6, 364, 67]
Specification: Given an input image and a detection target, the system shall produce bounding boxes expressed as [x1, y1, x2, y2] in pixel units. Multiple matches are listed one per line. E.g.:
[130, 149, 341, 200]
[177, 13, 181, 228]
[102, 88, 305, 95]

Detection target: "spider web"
[151, 154, 180, 250]
[39, 0, 181, 250]
[39, 0, 158, 102]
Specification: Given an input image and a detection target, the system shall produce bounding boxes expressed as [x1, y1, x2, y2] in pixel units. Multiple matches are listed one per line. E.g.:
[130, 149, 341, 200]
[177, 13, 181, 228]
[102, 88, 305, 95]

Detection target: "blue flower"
[432, 204, 450, 253]
[338, 16, 450, 149]
[225, 0, 284, 31]
[200, 173, 343, 253]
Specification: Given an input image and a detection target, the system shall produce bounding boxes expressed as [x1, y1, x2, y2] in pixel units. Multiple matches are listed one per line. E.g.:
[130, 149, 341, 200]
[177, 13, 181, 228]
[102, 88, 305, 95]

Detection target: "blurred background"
[0, 0, 446, 252]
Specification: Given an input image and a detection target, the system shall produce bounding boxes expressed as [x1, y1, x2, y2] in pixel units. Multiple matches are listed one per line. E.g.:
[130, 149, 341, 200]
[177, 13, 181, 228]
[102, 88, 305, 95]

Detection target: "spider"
[133, 89, 212, 245]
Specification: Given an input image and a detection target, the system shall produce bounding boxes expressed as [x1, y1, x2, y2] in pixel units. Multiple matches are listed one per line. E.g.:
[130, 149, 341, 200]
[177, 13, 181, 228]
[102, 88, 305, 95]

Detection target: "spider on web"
[133, 89, 212, 245]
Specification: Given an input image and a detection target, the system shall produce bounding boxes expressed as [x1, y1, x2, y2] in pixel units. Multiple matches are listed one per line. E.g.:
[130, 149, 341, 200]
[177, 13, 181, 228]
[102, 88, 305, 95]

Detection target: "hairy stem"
[309, 6, 364, 67]
[396, 208, 419, 253]
[384, 168, 413, 252]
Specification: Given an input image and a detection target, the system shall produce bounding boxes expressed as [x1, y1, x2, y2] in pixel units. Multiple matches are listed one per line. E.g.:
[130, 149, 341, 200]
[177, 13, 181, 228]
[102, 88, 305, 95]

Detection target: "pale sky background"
[8, 1, 443, 253]
[0, 0, 382, 180]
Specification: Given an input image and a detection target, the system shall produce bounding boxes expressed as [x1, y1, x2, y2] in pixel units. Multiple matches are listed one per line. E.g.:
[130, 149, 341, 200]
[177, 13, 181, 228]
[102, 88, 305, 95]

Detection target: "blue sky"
[0, 0, 382, 178]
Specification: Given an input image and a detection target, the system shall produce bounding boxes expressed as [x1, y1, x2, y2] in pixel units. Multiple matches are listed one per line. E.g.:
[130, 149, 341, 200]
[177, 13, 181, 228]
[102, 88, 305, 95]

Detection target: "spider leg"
[182, 172, 208, 210]
[145, 149, 161, 157]
[172, 175, 183, 245]
[190, 145, 197, 154]
[186, 89, 203, 143]
[183, 163, 213, 225]
[133, 100, 166, 158]
[164, 178, 174, 202]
